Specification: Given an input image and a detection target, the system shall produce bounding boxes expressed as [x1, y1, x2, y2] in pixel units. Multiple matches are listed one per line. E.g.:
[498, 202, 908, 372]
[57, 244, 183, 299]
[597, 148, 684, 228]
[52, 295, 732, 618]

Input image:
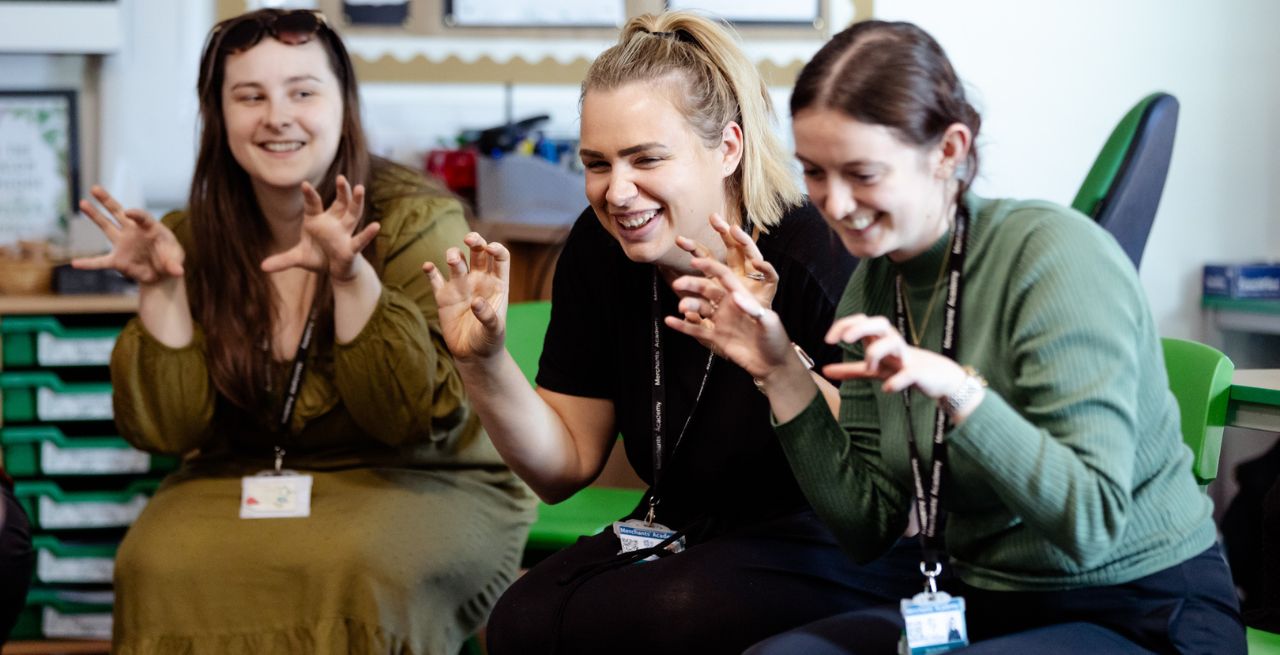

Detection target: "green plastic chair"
[505, 301, 645, 558]
[1160, 337, 1233, 487]
[1072, 92, 1179, 270]
[1250, 626, 1280, 655]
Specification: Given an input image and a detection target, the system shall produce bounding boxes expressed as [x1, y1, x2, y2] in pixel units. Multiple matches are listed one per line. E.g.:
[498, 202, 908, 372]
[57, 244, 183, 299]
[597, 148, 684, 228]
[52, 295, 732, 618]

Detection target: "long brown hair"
[189, 9, 370, 415]
[790, 21, 982, 211]
[581, 11, 801, 231]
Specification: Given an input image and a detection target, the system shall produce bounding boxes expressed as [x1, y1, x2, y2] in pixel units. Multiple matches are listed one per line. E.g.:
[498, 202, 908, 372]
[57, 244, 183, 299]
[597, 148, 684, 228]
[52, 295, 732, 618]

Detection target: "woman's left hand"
[674, 213, 778, 325]
[823, 314, 968, 400]
[261, 175, 380, 281]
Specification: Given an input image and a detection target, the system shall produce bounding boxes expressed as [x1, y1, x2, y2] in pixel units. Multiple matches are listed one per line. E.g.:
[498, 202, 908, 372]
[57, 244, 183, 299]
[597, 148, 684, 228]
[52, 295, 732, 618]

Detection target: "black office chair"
[1070, 92, 1179, 270]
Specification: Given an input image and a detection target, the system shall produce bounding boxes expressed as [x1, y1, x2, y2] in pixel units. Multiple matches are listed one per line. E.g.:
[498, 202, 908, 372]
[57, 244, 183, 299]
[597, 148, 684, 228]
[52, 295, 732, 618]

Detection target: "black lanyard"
[648, 270, 715, 524]
[893, 208, 969, 588]
[271, 293, 321, 470]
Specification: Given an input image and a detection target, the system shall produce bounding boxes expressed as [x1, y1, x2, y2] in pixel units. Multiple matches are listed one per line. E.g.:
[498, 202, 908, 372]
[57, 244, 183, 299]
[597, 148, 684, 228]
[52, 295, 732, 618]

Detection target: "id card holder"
[612, 519, 686, 561]
[898, 591, 968, 654]
[240, 471, 313, 519]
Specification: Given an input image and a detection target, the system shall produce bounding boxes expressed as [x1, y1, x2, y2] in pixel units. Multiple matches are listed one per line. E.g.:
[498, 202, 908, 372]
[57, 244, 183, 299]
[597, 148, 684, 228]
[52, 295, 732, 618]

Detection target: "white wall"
[16, 0, 1279, 342]
[872, 0, 1280, 341]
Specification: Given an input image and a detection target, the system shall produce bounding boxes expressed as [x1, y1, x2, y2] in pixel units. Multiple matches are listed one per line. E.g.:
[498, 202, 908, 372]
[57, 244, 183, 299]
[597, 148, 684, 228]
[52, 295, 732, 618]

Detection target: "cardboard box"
[1203, 263, 1280, 299]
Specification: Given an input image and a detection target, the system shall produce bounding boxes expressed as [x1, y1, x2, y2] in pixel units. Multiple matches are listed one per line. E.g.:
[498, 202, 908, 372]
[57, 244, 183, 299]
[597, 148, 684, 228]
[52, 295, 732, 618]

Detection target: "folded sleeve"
[110, 319, 215, 455]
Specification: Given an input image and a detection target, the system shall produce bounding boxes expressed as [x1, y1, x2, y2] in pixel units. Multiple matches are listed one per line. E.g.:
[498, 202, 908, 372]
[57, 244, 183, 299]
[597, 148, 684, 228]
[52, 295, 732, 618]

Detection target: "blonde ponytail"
[583, 11, 801, 230]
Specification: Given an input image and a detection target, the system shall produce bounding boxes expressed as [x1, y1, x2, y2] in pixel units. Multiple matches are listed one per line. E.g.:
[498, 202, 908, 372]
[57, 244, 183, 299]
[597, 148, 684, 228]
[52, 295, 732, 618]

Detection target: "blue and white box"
[1203, 263, 1280, 299]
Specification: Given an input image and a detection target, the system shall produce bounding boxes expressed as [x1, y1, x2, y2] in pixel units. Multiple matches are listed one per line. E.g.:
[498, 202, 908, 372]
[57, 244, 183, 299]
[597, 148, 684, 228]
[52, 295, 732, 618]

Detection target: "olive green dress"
[108, 163, 535, 655]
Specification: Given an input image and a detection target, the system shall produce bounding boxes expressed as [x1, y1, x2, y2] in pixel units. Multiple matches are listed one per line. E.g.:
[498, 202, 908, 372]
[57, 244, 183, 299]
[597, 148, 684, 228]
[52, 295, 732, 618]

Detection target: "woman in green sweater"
[667, 20, 1243, 654]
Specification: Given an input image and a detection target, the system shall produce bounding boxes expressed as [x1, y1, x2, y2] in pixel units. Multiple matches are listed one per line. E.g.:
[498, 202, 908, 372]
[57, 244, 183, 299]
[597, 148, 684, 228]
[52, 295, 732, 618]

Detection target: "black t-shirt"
[538, 204, 856, 530]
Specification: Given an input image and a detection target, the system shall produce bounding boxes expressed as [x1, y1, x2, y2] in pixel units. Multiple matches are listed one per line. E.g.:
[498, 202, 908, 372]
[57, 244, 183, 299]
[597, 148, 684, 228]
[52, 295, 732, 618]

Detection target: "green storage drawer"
[1, 426, 177, 476]
[10, 587, 113, 640]
[0, 371, 112, 422]
[33, 535, 118, 584]
[14, 479, 158, 530]
[2, 316, 120, 367]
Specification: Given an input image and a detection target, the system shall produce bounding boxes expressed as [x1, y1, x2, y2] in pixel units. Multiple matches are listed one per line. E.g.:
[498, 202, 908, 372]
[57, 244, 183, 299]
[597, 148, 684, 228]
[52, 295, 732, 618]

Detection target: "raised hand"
[72, 186, 185, 284]
[260, 176, 378, 281]
[674, 213, 779, 323]
[422, 233, 511, 362]
[822, 314, 967, 399]
[665, 255, 795, 380]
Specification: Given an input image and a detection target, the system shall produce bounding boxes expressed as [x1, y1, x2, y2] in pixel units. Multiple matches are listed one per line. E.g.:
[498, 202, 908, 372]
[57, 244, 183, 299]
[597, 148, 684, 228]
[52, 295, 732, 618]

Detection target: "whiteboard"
[446, 0, 626, 27]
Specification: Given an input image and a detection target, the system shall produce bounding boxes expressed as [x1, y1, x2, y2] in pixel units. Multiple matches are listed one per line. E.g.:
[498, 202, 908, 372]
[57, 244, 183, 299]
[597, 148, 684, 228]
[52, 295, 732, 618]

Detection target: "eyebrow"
[795, 153, 886, 170]
[579, 142, 668, 159]
[228, 75, 324, 91]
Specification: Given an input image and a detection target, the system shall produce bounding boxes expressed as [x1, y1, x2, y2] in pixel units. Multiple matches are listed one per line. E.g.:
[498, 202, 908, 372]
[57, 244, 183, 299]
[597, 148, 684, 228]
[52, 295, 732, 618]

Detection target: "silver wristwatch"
[941, 365, 987, 417]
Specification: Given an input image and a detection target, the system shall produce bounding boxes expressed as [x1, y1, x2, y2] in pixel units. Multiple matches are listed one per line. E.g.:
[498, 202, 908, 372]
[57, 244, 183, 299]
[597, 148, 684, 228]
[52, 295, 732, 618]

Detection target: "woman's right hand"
[422, 232, 510, 362]
[72, 186, 185, 284]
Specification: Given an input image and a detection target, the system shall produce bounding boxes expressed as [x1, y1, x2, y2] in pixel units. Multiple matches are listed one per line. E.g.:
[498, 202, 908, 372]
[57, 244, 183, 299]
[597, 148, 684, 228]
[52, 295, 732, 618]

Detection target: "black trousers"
[486, 509, 922, 655]
[0, 483, 34, 646]
[746, 543, 1245, 655]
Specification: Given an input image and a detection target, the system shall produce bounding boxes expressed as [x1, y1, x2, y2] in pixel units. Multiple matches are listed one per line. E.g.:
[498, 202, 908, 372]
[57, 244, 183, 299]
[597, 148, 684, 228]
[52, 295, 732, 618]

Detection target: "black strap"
[275, 294, 322, 435]
[649, 270, 714, 522]
[893, 207, 969, 581]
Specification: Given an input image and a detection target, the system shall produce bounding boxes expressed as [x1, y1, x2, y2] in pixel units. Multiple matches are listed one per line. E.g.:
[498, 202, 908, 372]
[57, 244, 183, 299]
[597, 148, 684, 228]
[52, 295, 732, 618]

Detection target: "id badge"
[898, 591, 968, 654]
[612, 519, 686, 561]
[240, 472, 313, 519]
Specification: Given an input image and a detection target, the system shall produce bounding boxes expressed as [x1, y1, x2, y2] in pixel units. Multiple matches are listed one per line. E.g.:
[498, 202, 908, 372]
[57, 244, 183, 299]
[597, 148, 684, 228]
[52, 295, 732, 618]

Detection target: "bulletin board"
[215, 0, 873, 85]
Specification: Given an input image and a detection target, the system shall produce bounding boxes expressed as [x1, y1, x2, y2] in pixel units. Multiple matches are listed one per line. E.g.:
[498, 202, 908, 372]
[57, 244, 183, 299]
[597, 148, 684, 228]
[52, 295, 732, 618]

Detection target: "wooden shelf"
[0, 295, 136, 316]
[2, 641, 110, 655]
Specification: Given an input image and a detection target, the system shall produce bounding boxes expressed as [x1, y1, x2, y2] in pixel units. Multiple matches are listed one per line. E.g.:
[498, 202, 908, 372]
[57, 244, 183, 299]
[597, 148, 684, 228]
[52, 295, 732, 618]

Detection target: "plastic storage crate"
[9, 587, 113, 640]
[14, 479, 158, 530]
[1, 316, 120, 367]
[32, 535, 118, 584]
[0, 371, 112, 422]
[1, 426, 176, 476]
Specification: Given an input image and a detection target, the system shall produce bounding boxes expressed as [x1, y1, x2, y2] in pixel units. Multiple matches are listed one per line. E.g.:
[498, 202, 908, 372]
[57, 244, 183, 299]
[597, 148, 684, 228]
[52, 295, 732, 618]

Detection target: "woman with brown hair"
[671, 20, 1244, 654]
[425, 11, 918, 655]
[75, 9, 533, 653]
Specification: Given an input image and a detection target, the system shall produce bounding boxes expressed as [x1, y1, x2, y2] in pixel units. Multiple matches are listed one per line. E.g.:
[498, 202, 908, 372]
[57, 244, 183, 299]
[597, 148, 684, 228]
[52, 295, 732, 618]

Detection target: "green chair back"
[504, 300, 645, 560]
[1072, 94, 1156, 217]
[506, 300, 552, 385]
[1071, 92, 1179, 269]
[1161, 337, 1234, 486]
[1249, 626, 1280, 655]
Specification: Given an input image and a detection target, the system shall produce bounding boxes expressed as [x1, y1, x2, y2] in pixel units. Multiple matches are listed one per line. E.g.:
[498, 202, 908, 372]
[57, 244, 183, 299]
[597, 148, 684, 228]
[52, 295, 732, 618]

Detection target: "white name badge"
[899, 591, 968, 655]
[240, 473, 312, 519]
[612, 519, 685, 561]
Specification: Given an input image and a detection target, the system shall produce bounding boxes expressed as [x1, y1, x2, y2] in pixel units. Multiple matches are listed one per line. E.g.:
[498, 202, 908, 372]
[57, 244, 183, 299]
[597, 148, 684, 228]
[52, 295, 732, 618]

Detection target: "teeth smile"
[262, 142, 303, 152]
[619, 210, 658, 229]
[851, 214, 874, 230]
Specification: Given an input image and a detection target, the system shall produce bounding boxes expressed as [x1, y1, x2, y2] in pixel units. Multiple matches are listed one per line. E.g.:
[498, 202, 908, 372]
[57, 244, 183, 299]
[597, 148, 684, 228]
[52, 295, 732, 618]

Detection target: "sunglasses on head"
[212, 9, 328, 54]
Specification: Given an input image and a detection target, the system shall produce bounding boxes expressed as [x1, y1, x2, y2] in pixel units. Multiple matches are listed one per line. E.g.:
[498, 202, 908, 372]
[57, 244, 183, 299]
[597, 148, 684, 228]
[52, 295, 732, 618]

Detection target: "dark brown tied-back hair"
[190, 9, 370, 417]
[791, 21, 982, 214]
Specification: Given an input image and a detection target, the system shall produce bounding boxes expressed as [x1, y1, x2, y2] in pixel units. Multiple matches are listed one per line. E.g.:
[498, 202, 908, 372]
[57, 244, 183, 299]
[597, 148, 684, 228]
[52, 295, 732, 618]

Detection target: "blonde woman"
[425, 12, 918, 654]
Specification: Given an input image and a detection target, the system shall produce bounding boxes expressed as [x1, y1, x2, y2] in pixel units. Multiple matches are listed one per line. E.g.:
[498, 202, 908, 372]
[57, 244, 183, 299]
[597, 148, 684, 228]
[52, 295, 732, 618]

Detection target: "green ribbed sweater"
[774, 194, 1215, 591]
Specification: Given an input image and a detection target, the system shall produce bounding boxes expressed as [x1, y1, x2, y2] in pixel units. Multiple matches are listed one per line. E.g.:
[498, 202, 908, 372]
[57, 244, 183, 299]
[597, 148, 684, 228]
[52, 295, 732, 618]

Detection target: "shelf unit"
[1, 294, 140, 655]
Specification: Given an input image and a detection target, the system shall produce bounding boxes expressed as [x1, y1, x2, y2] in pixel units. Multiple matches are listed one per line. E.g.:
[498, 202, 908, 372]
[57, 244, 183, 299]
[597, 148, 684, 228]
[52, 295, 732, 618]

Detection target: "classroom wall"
[7, 0, 1278, 345]
[871, 0, 1280, 342]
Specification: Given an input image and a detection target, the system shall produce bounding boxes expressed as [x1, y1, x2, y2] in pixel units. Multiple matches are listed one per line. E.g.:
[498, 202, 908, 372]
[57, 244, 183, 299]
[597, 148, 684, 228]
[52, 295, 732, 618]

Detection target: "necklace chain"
[903, 231, 954, 347]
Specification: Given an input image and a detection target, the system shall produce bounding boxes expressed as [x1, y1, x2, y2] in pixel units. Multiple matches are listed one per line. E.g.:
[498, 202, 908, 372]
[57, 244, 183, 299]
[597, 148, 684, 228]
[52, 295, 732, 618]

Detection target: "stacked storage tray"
[0, 311, 167, 648]
[9, 587, 114, 641]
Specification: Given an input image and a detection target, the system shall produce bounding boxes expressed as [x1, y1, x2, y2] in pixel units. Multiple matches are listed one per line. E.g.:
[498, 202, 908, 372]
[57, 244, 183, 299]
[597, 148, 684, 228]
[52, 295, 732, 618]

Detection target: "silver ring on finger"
[745, 271, 767, 281]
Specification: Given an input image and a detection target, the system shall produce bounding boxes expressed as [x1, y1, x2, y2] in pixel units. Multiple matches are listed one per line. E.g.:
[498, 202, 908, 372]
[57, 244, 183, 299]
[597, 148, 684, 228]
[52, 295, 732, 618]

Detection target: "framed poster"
[666, 0, 822, 27]
[443, 0, 626, 28]
[0, 90, 80, 246]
